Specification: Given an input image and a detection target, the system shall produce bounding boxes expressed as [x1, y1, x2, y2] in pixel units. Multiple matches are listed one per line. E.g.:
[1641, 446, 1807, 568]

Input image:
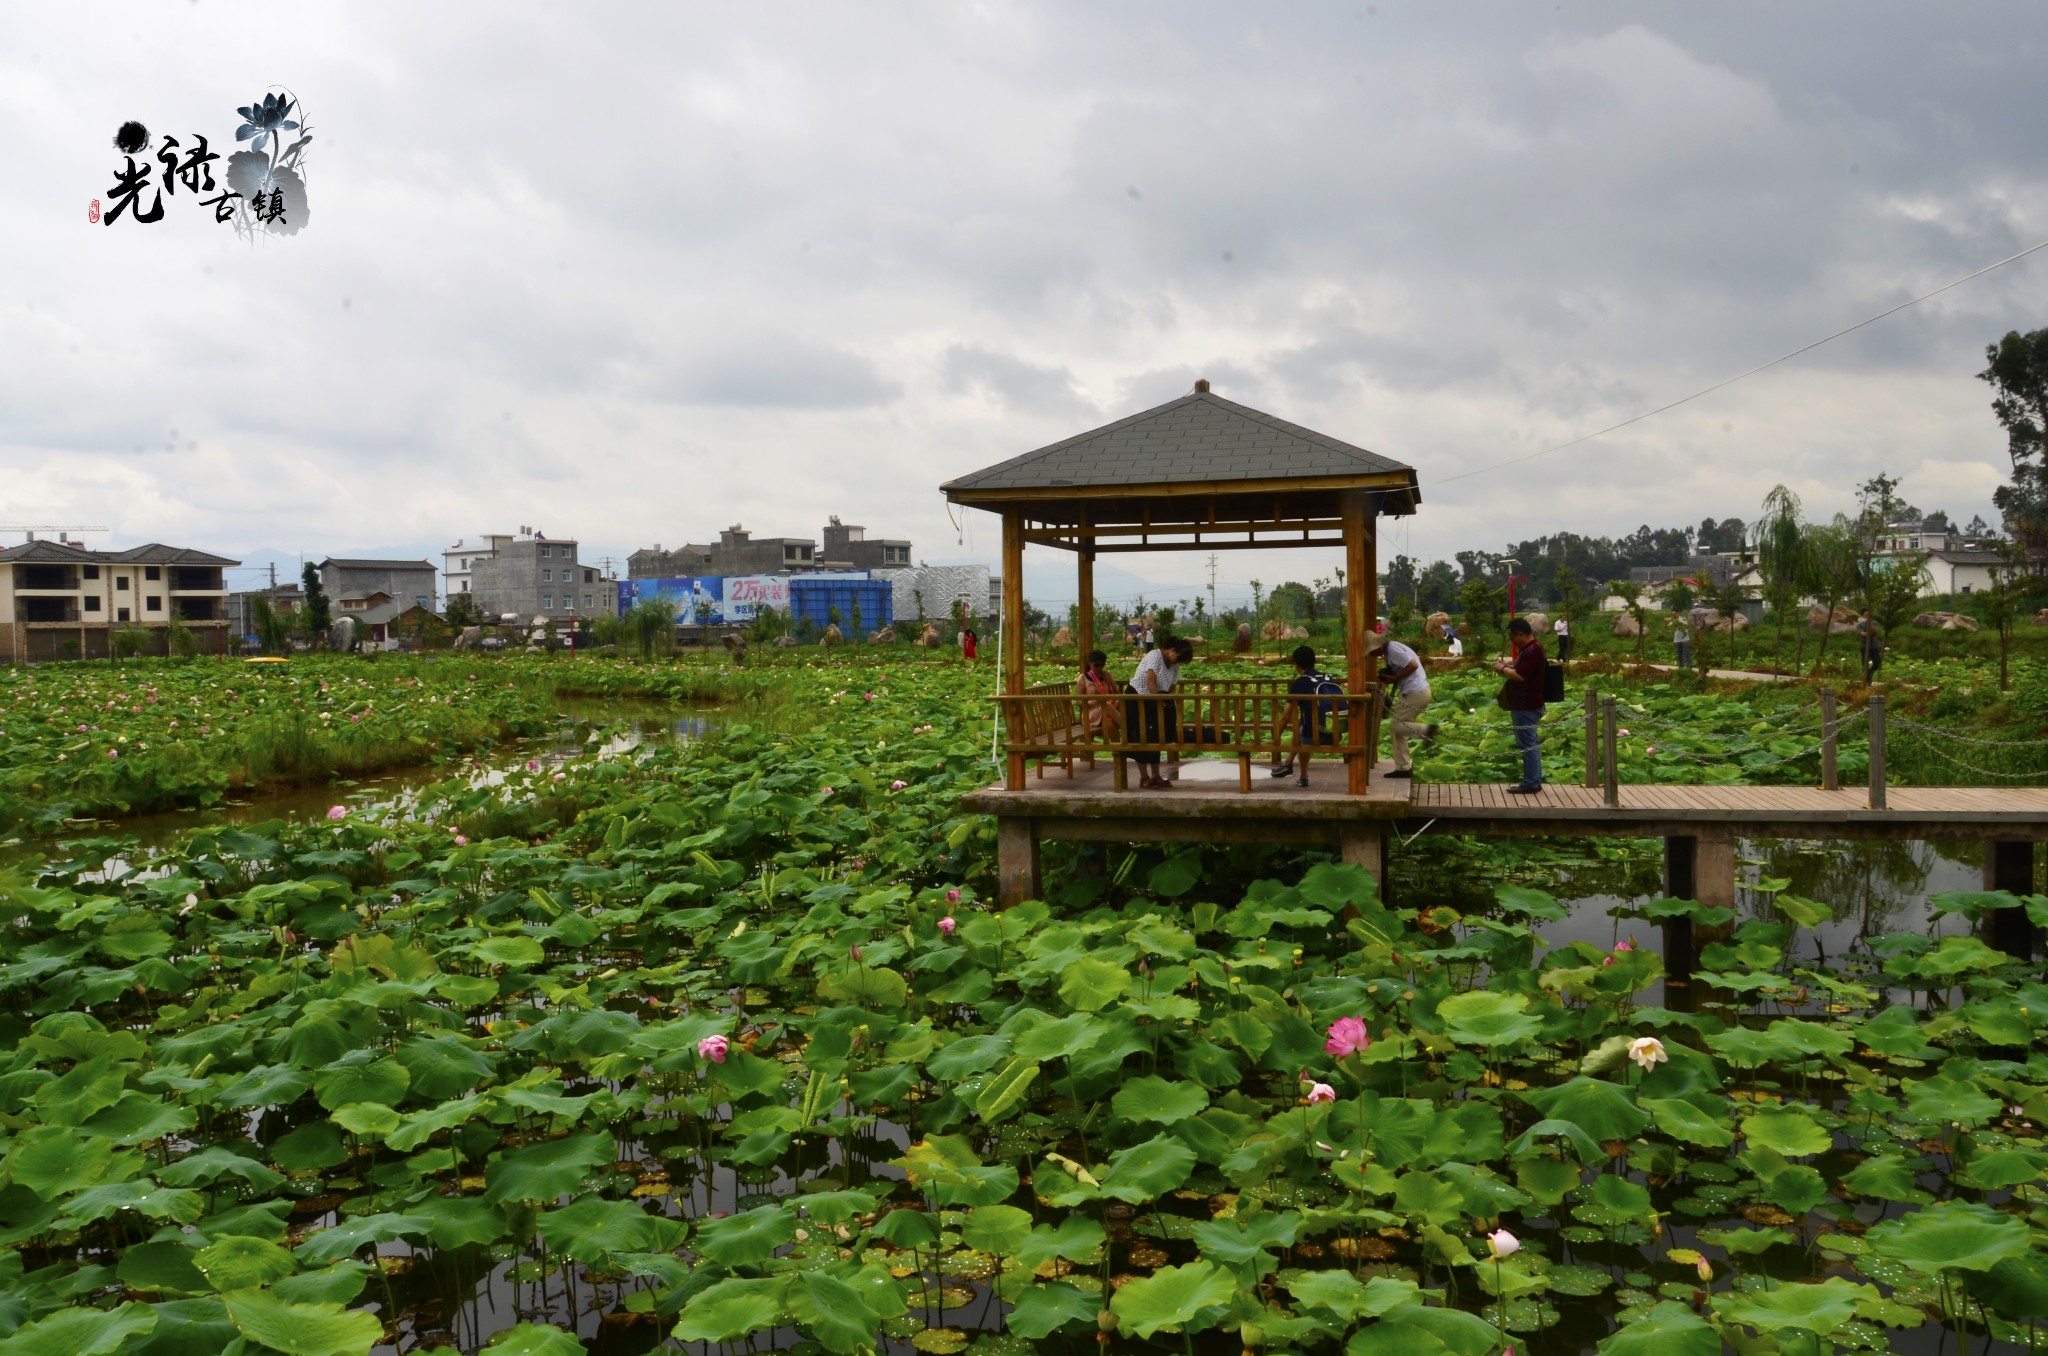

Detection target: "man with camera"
[1366, 631, 1435, 780]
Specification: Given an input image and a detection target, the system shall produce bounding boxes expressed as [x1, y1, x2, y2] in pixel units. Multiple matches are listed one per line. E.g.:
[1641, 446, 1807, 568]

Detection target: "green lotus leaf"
[694, 1203, 796, 1267]
[960, 1203, 1033, 1257]
[0, 1301, 158, 1356]
[671, 1277, 788, 1344]
[1965, 1148, 2046, 1190]
[1496, 883, 1568, 920]
[1596, 1299, 1718, 1355]
[1285, 1270, 1420, 1321]
[971, 1057, 1039, 1124]
[481, 1132, 613, 1205]
[1015, 1215, 1106, 1270]
[817, 965, 908, 1009]
[1004, 1282, 1098, 1339]
[1058, 957, 1131, 1012]
[195, 1235, 296, 1291]
[1099, 1137, 1197, 1203]
[480, 1324, 587, 1355]
[221, 1288, 384, 1356]
[157, 1146, 285, 1194]
[1518, 1078, 1649, 1143]
[1012, 1013, 1104, 1062]
[538, 1194, 685, 1262]
[79, 1093, 198, 1146]
[1107, 1260, 1236, 1338]
[311, 1054, 409, 1112]
[394, 1034, 496, 1099]
[1715, 1278, 1875, 1336]
[292, 1211, 433, 1265]
[1839, 1154, 1930, 1204]
[1966, 1251, 2048, 1320]
[1642, 1097, 1733, 1148]
[469, 935, 545, 968]
[116, 1240, 208, 1295]
[926, 1035, 1012, 1079]
[1110, 1075, 1209, 1126]
[1866, 1200, 2032, 1275]
[1744, 1110, 1831, 1157]
[29, 1057, 127, 1127]
[1903, 1076, 2000, 1127]
[789, 1270, 886, 1355]
[1437, 991, 1542, 1047]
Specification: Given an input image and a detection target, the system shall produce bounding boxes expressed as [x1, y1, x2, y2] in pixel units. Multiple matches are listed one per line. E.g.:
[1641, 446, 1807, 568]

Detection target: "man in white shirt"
[1553, 615, 1572, 662]
[1367, 631, 1436, 779]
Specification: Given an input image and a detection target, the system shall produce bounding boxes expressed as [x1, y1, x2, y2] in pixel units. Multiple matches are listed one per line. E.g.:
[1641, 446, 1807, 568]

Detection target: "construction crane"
[0, 525, 108, 546]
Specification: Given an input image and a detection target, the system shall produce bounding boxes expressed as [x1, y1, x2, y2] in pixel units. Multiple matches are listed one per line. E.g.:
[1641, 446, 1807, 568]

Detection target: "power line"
[1432, 236, 2048, 488]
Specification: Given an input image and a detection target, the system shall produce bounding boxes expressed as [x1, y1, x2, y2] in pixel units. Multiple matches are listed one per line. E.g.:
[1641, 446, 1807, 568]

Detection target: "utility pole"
[1207, 553, 1218, 620]
[268, 562, 276, 588]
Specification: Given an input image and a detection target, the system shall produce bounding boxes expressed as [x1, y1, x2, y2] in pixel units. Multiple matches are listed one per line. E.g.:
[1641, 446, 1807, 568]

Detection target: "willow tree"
[1755, 485, 1808, 670]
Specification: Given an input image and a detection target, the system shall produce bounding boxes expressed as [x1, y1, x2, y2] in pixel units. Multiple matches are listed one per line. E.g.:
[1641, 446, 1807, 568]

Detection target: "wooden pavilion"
[942, 378, 1421, 797]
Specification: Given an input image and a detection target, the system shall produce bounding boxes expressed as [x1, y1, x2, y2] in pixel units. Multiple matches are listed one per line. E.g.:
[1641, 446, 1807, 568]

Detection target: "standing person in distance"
[1443, 623, 1463, 658]
[1125, 635, 1193, 790]
[1553, 614, 1572, 662]
[1672, 613, 1691, 671]
[961, 628, 977, 664]
[1366, 631, 1436, 780]
[1858, 607, 1883, 682]
[1495, 617, 1547, 794]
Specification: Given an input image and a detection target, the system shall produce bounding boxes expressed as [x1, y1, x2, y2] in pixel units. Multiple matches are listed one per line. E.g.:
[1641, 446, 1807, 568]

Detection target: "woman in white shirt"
[1124, 636, 1194, 789]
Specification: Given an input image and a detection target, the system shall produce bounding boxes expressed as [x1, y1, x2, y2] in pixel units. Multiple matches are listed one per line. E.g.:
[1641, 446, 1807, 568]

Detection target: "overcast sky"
[5, 3, 2044, 605]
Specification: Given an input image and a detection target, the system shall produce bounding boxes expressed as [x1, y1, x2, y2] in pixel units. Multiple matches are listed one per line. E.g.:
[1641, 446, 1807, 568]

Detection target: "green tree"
[1804, 519, 1861, 676]
[1385, 554, 1421, 608]
[301, 563, 331, 645]
[250, 594, 294, 655]
[1417, 561, 1460, 614]
[1982, 328, 2048, 557]
[1552, 562, 1587, 638]
[444, 592, 484, 630]
[1609, 580, 1651, 666]
[1979, 542, 2032, 691]
[1866, 551, 1930, 638]
[1756, 484, 1809, 670]
[164, 615, 200, 658]
[1457, 576, 1507, 658]
[622, 596, 677, 660]
[1708, 576, 1749, 669]
[1664, 577, 1695, 619]
[1270, 582, 1313, 621]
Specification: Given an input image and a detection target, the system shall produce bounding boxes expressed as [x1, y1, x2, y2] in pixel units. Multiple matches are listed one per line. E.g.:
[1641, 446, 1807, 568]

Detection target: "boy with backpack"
[1270, 645, 1347, 787]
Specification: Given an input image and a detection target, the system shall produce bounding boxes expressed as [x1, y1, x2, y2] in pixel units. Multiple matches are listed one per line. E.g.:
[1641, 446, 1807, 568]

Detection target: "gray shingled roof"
[320, 558, 437, 571]
[111, 543, 239, 566]
[942, 390, 1415, 496]
[0, 541, 237, 566]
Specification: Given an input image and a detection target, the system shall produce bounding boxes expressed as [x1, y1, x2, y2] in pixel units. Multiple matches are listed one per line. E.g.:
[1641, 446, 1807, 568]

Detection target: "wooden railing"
[994, 677, 1381, 793]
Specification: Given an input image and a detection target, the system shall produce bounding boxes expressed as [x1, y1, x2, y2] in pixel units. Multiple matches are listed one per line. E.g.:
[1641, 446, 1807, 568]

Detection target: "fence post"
[1820, 687, 1838, 791]
[1602, 695, 1621, 809]
[1584, 687, 1600, 789]
[1867, 692, 1886, 810]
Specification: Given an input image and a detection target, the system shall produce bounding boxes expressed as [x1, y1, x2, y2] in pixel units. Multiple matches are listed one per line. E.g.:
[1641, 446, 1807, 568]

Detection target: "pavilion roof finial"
[1193, 377, 1211, 394]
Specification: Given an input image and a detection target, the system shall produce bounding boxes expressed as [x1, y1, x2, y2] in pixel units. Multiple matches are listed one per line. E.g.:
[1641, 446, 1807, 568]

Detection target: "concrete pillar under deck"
[1339, 824, 1385, 895]
[1985, 841, 2039, 960]
[996, 817, 1041, 909]
[1662, 829, 1736, 1002]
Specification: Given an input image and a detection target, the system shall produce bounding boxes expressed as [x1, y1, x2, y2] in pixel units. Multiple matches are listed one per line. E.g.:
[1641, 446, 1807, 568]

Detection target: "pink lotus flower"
[946, 888, 961, 904]
[453, 835, 468, 846]
[821, 786, 834, 796]
[697, 1034, 729, 1063]
[1324, 1017, 1370, 1058]
[890, 779, 908, 791]
[1488, 1228, 1520, 1259]
[526, 760, 541, 772]
[326, 805, 346, 820]
[1615, 938, 1635, 952]
[1305, 1082, 1337, 1104]
[106, 749, 118, 759]
[1617, 728, 1630, 737]
[938, 916, 956, 935]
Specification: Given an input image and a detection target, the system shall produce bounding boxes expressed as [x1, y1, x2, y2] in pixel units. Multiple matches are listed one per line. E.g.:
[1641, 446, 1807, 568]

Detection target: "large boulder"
[773, 635, 799, 648]
[329, 616, 358, 652]
[1808, 605, 1861, 634]
[1523, 611, 1549, 632]
[821, 624, 844, 646]
[1692, 607, 1750, 633]
[1914, 610, 1981, 632]
[1424, 611, 1452, 637]
[916, 623, 941, 648]
[868, 626, 895, 644]
[1233, 623, 1253, 653]
[1051, 626, 1073, 649]
[1611, 612, 1642, 637]
[1261, 618, 1293, 640]
[453, 626, 481, 651]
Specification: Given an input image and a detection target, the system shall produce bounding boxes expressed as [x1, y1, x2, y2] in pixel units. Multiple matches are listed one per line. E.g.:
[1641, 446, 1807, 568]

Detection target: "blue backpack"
[1306, 671, 1343, 728]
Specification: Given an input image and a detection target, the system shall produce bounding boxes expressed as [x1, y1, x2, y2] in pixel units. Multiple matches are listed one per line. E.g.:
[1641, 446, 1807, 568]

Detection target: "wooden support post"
[1342, 491, 1372, 795]
[1867, 692, 1886, 811]
[1985, 841, 2040, 959]
[1076, 520, 1094, 660]
[1602, 695, 1620, 809]
[1583, 687, 1600, 789]
[1339, 823, 1385, 894]
[1001, 510, 1027, 792]
[1238, 752, 1251, 794]
[996, 817, 1041, 908]
[1820, 687, 1838, 792]
[1663, 830, 1736, 1008]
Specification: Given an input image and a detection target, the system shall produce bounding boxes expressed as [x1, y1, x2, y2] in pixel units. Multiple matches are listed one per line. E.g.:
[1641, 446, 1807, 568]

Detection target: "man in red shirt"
[1493, 618, 1547, 794]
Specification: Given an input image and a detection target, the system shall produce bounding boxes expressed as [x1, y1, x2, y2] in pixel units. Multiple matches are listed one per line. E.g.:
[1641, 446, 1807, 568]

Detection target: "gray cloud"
[0, 0, 2039, 585]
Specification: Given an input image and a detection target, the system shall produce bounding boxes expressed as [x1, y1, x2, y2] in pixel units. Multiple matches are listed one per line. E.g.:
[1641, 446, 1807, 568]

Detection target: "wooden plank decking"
[966, 757, 2048, 839]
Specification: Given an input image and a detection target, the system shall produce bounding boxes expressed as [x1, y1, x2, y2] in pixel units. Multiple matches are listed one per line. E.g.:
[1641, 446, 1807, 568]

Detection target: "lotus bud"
[1488, 1228, 1520, 1259]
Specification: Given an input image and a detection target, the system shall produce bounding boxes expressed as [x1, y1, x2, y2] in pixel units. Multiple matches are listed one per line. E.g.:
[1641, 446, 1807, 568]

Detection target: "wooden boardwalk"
[968, 756, 2048, 909]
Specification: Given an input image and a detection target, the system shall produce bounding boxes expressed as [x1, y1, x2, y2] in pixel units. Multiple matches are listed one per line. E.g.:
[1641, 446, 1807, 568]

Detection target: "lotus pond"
[1, 654, 2046, 1356]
